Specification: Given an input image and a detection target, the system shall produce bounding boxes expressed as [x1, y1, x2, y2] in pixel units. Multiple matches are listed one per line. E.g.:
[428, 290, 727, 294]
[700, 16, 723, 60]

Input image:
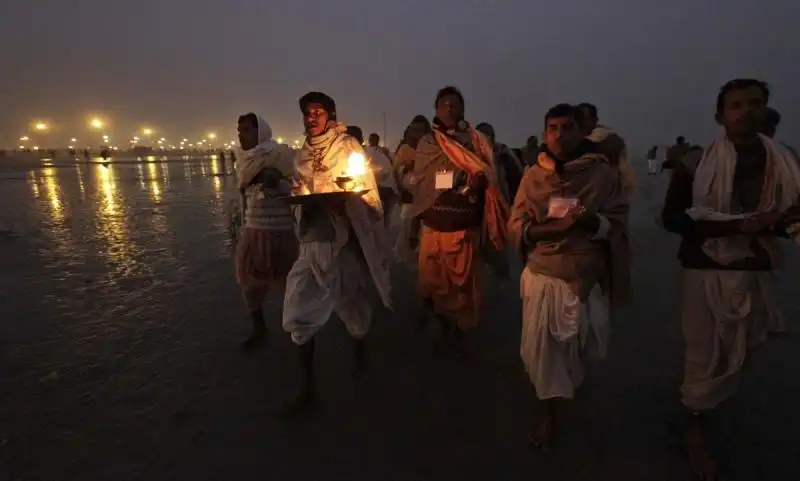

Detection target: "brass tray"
[281, 189, 370, 205]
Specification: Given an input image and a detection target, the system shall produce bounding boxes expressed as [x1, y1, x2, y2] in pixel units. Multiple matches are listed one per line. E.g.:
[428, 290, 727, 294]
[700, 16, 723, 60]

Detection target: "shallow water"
[1, 157, 799, 481]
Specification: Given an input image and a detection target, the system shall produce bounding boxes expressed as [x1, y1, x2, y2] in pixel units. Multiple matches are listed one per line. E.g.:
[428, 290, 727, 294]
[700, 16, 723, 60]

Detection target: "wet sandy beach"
[1, 156, 798, 481]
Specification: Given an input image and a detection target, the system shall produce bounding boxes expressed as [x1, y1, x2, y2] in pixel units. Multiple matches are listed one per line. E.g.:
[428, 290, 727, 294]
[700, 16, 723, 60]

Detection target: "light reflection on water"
[1, 157, 237, 321]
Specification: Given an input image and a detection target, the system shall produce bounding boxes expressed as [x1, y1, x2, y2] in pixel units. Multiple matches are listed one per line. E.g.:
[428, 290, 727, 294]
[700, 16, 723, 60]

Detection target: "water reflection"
[28, 171, 40, 199]
[41, 167, 64, 222]
[75, 164, 86, 196]
[93, 164, 140, 276]
[210, 156, 222, 194]
[147, 162, 162, 203]
[8, 157, 237, 293]
[97, 164, 117, 216]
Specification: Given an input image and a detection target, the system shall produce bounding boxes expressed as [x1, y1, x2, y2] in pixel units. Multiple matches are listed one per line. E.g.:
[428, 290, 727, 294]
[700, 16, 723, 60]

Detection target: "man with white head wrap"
[282, 92, 392, 414]
[233, 113, 298, 348]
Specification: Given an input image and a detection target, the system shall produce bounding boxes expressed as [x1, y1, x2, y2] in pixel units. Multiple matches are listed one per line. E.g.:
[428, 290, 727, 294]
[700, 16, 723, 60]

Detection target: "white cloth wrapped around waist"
[685, 206, 756, 265]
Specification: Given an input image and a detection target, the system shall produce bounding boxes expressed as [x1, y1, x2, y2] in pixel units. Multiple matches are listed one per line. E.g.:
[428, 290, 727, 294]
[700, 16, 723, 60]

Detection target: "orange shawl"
[433, 128, 509, 249]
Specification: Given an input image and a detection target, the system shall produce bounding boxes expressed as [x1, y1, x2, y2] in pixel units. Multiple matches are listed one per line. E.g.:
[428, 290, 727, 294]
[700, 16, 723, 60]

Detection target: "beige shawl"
[588, 125, 636, 198]
[508, 152, 631, 305]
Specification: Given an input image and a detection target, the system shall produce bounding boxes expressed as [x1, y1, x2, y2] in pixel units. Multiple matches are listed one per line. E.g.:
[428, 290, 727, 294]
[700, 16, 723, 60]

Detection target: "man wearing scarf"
[661, 79, 800, 480]
[577, 103, 637, 199]
[392, 115, 431, 269]
[408, 86, 509, 353]
[759, 106, 799, 160]
[476, 122, 524, 201]
[233, 113, 298, 349]
[282, 91, 392, 413]
[508, 103, 630, 451]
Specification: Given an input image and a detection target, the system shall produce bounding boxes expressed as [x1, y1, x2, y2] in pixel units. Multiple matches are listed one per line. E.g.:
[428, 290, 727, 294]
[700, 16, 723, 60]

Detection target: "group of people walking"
[229, 78, 799, 480]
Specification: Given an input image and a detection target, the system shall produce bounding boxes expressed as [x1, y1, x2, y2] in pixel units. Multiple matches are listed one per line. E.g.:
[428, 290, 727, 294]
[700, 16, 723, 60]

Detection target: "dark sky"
[2, 0, 798, 151]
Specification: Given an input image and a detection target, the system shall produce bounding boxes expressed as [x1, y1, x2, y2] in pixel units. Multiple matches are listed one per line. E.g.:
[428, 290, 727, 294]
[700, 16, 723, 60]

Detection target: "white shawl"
[687, 134, 800, 265]
[365, 145, 399, 194]
[294, 124, 393, 309]
[236, 115, 294, 189]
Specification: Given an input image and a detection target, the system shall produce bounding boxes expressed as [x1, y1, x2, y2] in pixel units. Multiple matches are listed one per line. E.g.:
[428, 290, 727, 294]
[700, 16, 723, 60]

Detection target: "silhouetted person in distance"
[520, 135, 539, 167]
[664, 135, 690, 172]
[368, 132, 391, 159]
[759, 106, 799, 160]
[646, 145, 658, 175]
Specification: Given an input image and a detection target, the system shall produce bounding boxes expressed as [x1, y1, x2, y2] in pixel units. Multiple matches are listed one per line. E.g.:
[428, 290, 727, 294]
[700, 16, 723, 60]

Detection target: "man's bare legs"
[283, 338, 316, 416]
[686, 411, 720, 480]
[241, 307, 266, 349]
[530, 398, 563, 452]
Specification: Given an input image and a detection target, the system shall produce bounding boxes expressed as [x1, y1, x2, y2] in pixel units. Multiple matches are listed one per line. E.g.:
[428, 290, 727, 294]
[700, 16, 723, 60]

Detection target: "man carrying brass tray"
[281, 91, 392, 415]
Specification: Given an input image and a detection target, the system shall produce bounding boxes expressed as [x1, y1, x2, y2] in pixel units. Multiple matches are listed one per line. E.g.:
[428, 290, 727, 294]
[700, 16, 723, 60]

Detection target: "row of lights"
[21, 118, 303, 150]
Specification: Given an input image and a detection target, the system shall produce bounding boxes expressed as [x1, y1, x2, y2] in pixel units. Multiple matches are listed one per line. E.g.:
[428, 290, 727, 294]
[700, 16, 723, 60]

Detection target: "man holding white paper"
[508, 103, 631, 451]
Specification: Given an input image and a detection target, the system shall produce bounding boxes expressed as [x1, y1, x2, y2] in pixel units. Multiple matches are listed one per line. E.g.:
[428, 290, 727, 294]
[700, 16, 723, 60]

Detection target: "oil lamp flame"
[346, 151, 367, 176]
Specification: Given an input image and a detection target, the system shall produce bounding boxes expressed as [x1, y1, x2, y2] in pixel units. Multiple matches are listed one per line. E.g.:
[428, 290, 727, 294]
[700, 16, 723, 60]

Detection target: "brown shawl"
[407, 128, 508, 250]
[508, 151, 631, 306]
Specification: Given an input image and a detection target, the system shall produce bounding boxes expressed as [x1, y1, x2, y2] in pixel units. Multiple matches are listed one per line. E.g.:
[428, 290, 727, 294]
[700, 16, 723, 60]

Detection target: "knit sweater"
[243, 182, 294, 231]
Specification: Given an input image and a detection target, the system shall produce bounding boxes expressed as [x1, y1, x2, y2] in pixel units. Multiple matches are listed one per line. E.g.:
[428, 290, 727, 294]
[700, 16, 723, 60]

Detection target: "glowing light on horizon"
[89, 117, 105, 130]
[34, 121, 49, 131]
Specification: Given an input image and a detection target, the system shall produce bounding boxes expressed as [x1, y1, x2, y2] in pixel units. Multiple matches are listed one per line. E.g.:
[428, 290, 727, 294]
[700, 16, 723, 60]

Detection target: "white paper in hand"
[435, 170, 454, 190]
[547, 196, 579, 219]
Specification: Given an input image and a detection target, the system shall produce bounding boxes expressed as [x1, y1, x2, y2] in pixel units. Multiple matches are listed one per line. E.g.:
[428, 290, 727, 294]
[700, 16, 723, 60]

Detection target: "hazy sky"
[1, 0, 798, 151]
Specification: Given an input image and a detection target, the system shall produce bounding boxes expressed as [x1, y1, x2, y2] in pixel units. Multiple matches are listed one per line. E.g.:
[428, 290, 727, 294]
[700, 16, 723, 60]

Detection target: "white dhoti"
[520, 267, 610, 400]
[647, 158, 657, 174]
[282, 240, 374, 345]
[391, 203, 419, 270]
[680, 268, 784, 411]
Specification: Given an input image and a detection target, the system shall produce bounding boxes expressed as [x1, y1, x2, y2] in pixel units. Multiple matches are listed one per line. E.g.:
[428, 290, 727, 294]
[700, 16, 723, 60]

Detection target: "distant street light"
[88, 117, 105, 130]
[207, 132, 217, 140]
[142, 127, 153, 137]
[33, 121, 49, 132]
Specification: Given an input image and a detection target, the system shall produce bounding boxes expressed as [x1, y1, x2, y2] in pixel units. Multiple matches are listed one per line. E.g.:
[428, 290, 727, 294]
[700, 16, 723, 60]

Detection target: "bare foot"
[686, 420, 721, 480]
[529, 416, 554, 452]
[241, 328, 266, 350]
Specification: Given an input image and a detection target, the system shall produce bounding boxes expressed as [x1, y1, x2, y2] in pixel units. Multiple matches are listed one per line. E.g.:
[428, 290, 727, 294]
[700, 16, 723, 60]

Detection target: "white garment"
[647, 158, 657, 174]
[390, 203, 419, 270]
[680, 268, 784, 410]
[690, 133, 800, 263]
[520, 269, 609, 400]
[365, 145, 399, 195]
[294, 124, 392, 309]
[236, 115, 284, 189]
[282, 240, 374, 345]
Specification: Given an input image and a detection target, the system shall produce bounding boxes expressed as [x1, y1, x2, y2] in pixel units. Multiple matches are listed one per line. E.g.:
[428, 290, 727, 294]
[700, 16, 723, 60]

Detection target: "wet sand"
[1, 157, 798, 481]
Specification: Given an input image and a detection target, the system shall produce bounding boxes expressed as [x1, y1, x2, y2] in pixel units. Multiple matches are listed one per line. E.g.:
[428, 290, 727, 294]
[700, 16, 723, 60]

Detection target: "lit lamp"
[335, 151, 368, 192]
